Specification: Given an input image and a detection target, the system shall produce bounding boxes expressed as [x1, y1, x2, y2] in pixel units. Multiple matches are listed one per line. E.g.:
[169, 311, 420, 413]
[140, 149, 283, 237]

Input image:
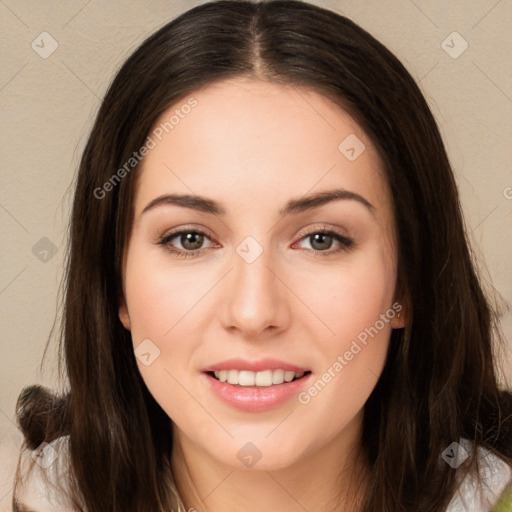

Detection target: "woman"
[12, 1, 512, 511]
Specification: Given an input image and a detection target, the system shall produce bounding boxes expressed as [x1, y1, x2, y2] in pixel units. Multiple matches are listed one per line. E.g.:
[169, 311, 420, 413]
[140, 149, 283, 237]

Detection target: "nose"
[219, 242, 291, 340]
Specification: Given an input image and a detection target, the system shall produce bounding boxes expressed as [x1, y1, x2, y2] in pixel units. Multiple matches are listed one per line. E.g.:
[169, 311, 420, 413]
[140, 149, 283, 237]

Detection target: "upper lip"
[202, 358, 309, 373]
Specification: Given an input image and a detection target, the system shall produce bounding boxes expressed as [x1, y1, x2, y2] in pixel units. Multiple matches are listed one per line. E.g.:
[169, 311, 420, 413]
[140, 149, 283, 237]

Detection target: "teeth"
[212, 369, 307, 386]
[239, 370, 255, 386]
[227, 369, 239, 385]
[255, 369, 272, 386]
[272, 369, 284, 384]
[284, 370, 295, 382]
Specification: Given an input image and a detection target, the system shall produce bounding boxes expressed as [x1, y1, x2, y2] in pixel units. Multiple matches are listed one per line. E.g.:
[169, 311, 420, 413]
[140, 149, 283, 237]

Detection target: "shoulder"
[14, 435, 75, 512]
[446, 438, 512, 512]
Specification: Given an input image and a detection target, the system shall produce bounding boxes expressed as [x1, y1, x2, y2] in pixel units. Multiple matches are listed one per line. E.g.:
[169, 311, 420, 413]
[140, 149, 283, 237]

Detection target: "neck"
[170, 410, 368, 512]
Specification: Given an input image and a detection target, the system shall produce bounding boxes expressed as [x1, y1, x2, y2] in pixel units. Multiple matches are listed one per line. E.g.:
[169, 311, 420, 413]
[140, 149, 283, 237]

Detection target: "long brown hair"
[13, 1, 512, 511]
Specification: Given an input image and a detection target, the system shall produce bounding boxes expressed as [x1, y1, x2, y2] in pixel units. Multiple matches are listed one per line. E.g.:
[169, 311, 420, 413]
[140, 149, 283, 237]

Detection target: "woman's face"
[119, 77, 403, 470]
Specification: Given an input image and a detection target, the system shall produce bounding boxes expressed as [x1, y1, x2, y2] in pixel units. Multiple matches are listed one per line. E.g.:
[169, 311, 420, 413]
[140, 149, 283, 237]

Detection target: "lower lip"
[202, 372, 312, 412]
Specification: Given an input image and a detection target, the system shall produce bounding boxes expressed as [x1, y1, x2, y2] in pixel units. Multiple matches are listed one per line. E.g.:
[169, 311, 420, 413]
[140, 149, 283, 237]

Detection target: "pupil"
[311, 233, 332, 250]
[182, 233, 203, 250]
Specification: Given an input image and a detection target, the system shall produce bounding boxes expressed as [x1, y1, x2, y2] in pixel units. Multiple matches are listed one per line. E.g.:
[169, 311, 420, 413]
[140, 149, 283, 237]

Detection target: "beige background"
[1, 0, 511, 508]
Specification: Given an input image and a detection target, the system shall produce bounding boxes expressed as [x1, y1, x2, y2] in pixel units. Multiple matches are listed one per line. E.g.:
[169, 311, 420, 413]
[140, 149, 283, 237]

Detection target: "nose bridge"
[220, 235, 288, 337]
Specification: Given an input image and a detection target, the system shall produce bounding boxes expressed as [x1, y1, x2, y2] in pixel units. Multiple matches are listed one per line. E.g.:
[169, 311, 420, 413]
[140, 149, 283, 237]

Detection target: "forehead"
[133, 77, 391, 221]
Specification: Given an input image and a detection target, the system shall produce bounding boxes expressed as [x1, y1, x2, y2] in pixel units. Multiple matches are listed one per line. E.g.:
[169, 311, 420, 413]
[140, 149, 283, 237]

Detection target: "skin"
[118, 77, 406, 512]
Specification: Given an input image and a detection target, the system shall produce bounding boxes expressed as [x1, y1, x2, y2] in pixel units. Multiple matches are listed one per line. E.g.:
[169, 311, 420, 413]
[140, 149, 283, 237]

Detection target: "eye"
[294, 226, 355, 256]
[157, 225, 355, 259]
[157, 228, 216, 259]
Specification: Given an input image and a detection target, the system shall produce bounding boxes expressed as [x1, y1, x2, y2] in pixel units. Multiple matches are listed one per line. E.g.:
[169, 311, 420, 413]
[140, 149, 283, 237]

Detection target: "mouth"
[201, 358, 313, 411]
[206, 369, 311, 387]
[203, 369, 312, 412]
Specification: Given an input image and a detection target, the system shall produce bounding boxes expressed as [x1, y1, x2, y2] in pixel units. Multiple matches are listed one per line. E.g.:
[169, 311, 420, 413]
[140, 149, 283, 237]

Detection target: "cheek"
[295, 247, 395, 398]
[307, 248, 396, 343]
[124, 256, 207, 423]
[294, 249, 395, 421]
[123, 248, 206, 389]
[125, 252, 208, 341]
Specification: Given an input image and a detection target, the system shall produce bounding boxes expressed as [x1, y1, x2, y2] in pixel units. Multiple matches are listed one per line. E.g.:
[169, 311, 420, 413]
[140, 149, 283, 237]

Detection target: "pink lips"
[201, 357, 312, 412]
[201, 357, 309, 373]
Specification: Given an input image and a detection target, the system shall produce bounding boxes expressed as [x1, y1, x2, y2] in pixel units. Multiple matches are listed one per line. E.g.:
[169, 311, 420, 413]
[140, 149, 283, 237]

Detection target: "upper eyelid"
[294, 223, 349, 239]
[161, 226, 216, 243]
[161, 221, 349, 237]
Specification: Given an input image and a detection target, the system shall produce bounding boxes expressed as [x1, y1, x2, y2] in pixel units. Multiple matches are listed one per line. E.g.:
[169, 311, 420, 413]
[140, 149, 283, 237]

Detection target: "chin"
[203, 434, 312, 472]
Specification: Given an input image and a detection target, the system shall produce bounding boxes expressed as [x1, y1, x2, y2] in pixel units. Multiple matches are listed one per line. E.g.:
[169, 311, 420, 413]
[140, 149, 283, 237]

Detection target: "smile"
[203, 370, 312, 412]
[210, 369, 309, 386]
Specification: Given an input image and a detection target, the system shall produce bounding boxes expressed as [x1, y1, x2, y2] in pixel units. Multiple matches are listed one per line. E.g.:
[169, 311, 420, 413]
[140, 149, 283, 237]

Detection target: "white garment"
[445, 438, 511, 512]
[14, 435, 512, 511]
[14, 436, 75, 511]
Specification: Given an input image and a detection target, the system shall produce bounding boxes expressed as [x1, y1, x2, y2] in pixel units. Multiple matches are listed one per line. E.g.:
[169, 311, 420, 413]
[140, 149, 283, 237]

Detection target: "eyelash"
[157, 226, 355, 259]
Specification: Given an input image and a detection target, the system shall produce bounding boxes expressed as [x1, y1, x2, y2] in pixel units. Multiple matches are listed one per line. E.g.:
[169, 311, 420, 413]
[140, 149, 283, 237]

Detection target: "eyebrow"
[140, 188, 375, 218]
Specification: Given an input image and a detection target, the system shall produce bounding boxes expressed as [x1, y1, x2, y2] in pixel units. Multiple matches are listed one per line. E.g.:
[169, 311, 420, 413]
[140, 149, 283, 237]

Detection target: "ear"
[390, 300, 406, 329]
[390, 273, 407, 329]
[118, 297, 131, 331]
